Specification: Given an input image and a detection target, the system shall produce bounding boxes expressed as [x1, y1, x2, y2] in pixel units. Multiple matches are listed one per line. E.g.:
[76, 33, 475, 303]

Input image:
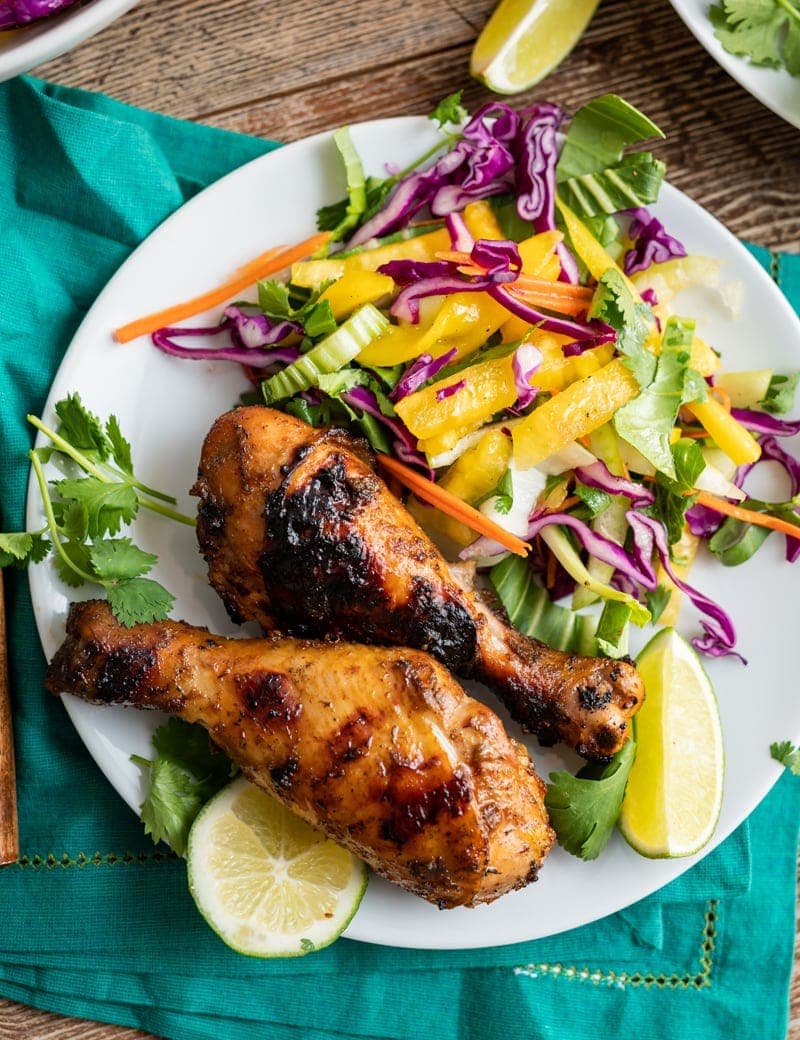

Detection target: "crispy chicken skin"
[46, 600, 554, 909]
[192, 407, 644, 760]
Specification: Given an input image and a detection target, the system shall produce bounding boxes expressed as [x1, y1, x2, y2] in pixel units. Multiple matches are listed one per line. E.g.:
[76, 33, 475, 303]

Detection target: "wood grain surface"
[3, 0, 799, 1036]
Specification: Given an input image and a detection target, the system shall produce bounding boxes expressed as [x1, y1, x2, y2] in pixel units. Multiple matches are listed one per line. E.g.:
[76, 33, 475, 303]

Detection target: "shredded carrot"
[114, 232, 332, 344]
[694, 491, 800, 539]
[557, 495, 581, 512]
[711, 385, 732, 412]
[375, 454, 530, 557]
[680, 427, 712, 440]
[512, 275, 594, 301]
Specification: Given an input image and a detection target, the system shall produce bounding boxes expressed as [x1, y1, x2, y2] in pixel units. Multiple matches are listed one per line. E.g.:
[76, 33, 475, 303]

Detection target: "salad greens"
[711, 0, 800, 76]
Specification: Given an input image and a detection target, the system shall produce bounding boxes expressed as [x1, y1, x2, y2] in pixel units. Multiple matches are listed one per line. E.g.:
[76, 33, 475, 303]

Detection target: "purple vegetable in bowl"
[0, 0, 81, 29]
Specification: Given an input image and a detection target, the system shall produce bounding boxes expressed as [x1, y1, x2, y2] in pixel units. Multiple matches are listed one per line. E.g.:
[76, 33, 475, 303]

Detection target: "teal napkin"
[1, 75, 799, 1040]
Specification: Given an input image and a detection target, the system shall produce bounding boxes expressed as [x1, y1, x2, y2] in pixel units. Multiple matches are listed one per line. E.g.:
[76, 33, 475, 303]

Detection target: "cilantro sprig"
[132, 718, 237, 854]
[711, 0, 800, 76]
[545, 739, 637, 860]
[2, 394, 192, 627]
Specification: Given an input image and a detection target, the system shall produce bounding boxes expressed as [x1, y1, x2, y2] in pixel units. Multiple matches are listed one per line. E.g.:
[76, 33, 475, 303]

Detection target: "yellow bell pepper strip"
[358, 292, 508, 367]
[512, 358, 639, 468]
[395, 354, 520, 441]
[292, 227, 451, 289]
[683, 397, 761, 465]
[519, 231, 562, 276]
[375, 454, 529, 558]
[690, 335, 721, 377]
[555, 198, 635, 289]
[440, 428, 512, 502]
[411, 428, 513, 547]
[462, 200, 506, 241]
[417, 421, 485, 460]
[319, 270, 394, 320]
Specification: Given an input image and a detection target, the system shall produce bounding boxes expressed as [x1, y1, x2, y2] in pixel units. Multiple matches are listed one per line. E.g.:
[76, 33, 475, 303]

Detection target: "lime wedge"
[187, 778, 368, 957]
[471, 0, 600, 94]
[618, 629, 724, 859]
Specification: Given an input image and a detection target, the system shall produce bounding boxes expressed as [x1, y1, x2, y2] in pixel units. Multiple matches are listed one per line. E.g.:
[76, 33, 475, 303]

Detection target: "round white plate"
[0, 0, 137, 82]
[28, 116, 800, 950]
[669, 0, 800, 129]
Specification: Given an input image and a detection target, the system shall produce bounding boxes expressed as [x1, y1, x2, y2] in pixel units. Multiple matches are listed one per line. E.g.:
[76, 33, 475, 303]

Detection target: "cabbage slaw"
[139, 92, 800, 666]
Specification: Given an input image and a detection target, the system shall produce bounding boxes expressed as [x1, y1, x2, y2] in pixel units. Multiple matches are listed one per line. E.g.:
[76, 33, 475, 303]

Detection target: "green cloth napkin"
[1, 75, 799, 1040]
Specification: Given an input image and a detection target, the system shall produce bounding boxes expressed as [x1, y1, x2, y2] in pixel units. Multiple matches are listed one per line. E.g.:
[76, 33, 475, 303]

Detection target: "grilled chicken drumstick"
[47, 600, 554, 909]
[193, 407, 644, 760]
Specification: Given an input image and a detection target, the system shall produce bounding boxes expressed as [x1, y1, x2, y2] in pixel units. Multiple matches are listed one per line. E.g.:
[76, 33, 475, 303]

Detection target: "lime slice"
[187, 778, 368, 957]
[618, 629, 724, 859]
[471, 0, 600, 94]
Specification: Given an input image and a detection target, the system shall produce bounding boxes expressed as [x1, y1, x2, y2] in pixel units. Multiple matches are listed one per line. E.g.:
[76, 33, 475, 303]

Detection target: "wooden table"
[3, 0, 798, 1036]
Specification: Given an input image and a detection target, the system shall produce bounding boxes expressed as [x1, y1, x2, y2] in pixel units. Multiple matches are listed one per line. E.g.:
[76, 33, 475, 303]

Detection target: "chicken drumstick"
[46, 600, 554, 908]
[192, 407, 644, 760]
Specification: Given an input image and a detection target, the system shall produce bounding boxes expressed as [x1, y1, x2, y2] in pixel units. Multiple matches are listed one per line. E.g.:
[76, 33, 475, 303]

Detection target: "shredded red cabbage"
[151, 321, 301, 368]
[445, 212, 474, 252]
[0, 0, 78, 27]
[436, 380, 466, 402]
[511, 343, 543, 411]
[685, 503, 725, 538]
[730, 408, 800, 438]
[471, 238, 522, 277]
[623, 207, 687, 276]
[488, 284, 616, 342]
[560, 330, 620, 357]
[574, 460, 655, 506]
[340, 386, 432, 476]
[515, 104, 564, 227]
[390, 348, 457, 402]
[223, 306, 302, 348]
[626, 511, 744, 662]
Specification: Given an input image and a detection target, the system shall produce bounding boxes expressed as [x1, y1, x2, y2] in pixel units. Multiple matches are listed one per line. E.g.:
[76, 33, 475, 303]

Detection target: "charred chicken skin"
[192, 407, 644, 760]
[47, 600, 554, 909]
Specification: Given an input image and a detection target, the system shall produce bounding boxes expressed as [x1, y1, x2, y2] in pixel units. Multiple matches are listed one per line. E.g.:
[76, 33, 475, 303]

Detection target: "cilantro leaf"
[0, 532, 39, 568]
[589, 270, 655, 387]
[760, 371, 800, 414]
[89, 538, 158, 582]
[652, 438, 705, 545]
[574, 481, 612, 519]
[614, 317, 697, 481]
[429, 90, 467, 129]
[711, 0, 800, 74]
[106, 415, 133, 475]
[132, 719, 237, 855]
[54, 478, 138, 538]
[770, 740, 800, 775]
[491, 468, 515, 515]
[545, 738, 637, 860]
[106, 577, 174, 627]
[54, 393, 110, 459]
[54, 539, 93, 588]
[645, 585, 672, 624]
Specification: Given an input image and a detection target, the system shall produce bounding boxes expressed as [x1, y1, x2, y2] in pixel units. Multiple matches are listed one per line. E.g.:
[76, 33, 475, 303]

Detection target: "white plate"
[669, 0, 800, 129]
[28, 116, 800, 950]
[0, 0, 137, 82]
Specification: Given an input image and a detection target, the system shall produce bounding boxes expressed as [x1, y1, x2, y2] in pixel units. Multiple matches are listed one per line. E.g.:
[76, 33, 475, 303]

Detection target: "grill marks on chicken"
[193, 407, 644, 760]
[46, 601, 554, 909]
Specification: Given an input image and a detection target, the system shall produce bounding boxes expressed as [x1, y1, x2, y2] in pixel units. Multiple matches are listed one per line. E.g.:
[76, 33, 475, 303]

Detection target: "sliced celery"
[261, 304, 388, 405]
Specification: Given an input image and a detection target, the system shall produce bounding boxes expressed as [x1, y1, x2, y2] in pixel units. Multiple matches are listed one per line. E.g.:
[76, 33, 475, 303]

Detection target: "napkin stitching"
[512, 900, 717, 990]
[15, 850, 179, 870]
